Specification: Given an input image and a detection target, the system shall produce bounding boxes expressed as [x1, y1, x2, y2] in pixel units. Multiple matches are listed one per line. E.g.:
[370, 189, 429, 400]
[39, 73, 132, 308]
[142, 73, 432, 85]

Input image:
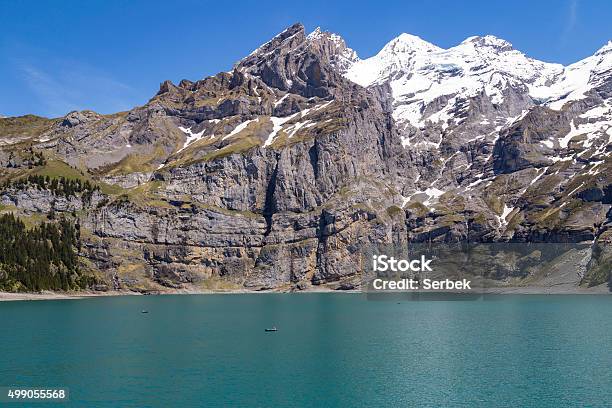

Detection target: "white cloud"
[14, 56, 136, 118]
[567, 0, 578, 31]
[561, 0, 579, 43]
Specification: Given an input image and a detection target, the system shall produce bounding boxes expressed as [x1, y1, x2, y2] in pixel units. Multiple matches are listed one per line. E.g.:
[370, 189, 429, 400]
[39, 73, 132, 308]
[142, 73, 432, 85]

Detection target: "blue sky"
[1, 0, 611, 118]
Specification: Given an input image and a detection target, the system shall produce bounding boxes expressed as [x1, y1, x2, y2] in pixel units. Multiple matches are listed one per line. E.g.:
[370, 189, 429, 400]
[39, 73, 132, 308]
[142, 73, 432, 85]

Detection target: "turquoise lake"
[1, 294, 611, 407]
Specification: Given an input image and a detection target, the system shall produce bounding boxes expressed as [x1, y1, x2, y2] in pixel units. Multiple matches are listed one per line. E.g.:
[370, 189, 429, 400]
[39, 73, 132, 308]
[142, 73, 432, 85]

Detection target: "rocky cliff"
[0, 24, 610, 292]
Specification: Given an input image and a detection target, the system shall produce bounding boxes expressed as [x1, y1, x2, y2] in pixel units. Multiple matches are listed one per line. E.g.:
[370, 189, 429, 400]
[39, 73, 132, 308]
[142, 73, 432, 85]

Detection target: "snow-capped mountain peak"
[306, 26, 323, 40]
[381, 33, 441, 56]
[594, 40, 612, 56]
[343, 34, 440, 86]
[545, 40, 612, 110]
[460, 35, 514, 51]
[345, 33, 563, 130]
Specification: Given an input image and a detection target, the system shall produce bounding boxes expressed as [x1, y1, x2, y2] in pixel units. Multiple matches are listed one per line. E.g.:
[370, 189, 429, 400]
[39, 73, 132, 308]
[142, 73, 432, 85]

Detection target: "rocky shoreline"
[1, 283, 609, 302]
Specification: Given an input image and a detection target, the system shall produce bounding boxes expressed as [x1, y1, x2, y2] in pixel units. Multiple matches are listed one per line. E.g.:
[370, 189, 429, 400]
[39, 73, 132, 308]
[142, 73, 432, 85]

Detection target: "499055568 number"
[0, 387, 69, 402]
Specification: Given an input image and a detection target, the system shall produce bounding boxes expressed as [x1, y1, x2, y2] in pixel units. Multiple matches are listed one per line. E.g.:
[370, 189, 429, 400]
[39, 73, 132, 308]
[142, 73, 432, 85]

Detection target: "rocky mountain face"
[0, 24, 610, 292]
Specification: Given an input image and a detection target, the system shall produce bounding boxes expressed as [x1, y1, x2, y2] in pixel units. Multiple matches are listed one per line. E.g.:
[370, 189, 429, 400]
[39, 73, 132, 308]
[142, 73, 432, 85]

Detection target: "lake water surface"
[1, 294, 611, 407]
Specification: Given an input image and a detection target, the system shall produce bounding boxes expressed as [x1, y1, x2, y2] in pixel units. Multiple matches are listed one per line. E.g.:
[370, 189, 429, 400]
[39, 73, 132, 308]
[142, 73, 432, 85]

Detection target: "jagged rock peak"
[306, 26, 351, 49]
[157, 79, 179, 95]
[246, 23, 306, 58]
[233, 23, 365, 98]
[61, 110, 100, 128]
[306, 26, 359, 74]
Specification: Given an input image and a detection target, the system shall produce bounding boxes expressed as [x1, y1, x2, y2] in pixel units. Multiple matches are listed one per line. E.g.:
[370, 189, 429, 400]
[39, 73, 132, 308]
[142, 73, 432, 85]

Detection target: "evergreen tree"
[0, 213, 88, 292]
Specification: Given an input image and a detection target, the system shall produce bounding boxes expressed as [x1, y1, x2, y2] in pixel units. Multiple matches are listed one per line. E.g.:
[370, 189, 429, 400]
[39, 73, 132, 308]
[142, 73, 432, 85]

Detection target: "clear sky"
[1, 0, 611, 118]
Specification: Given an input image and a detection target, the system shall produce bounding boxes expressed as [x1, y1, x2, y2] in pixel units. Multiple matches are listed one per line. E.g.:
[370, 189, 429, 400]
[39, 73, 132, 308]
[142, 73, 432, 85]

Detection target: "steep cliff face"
[0, 24, 610, 292]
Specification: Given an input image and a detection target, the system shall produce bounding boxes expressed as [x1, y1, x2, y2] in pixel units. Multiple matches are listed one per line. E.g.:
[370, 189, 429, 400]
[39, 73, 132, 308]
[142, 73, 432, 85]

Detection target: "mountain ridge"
[0, 23, 610, 293]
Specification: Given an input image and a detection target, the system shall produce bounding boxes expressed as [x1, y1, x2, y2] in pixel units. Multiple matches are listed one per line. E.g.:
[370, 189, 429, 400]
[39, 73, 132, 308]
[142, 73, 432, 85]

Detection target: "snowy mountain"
[547, 41, 612, 109]
[343, 33, 612, 145]
[341, 30, 612, 208]
[345, 34, 561, 130]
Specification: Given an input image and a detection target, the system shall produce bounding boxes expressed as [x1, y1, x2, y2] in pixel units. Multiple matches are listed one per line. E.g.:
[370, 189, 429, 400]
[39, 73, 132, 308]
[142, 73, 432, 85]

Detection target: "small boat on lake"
[141, 310, 149, 314]
[265, 326, 277, 332]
